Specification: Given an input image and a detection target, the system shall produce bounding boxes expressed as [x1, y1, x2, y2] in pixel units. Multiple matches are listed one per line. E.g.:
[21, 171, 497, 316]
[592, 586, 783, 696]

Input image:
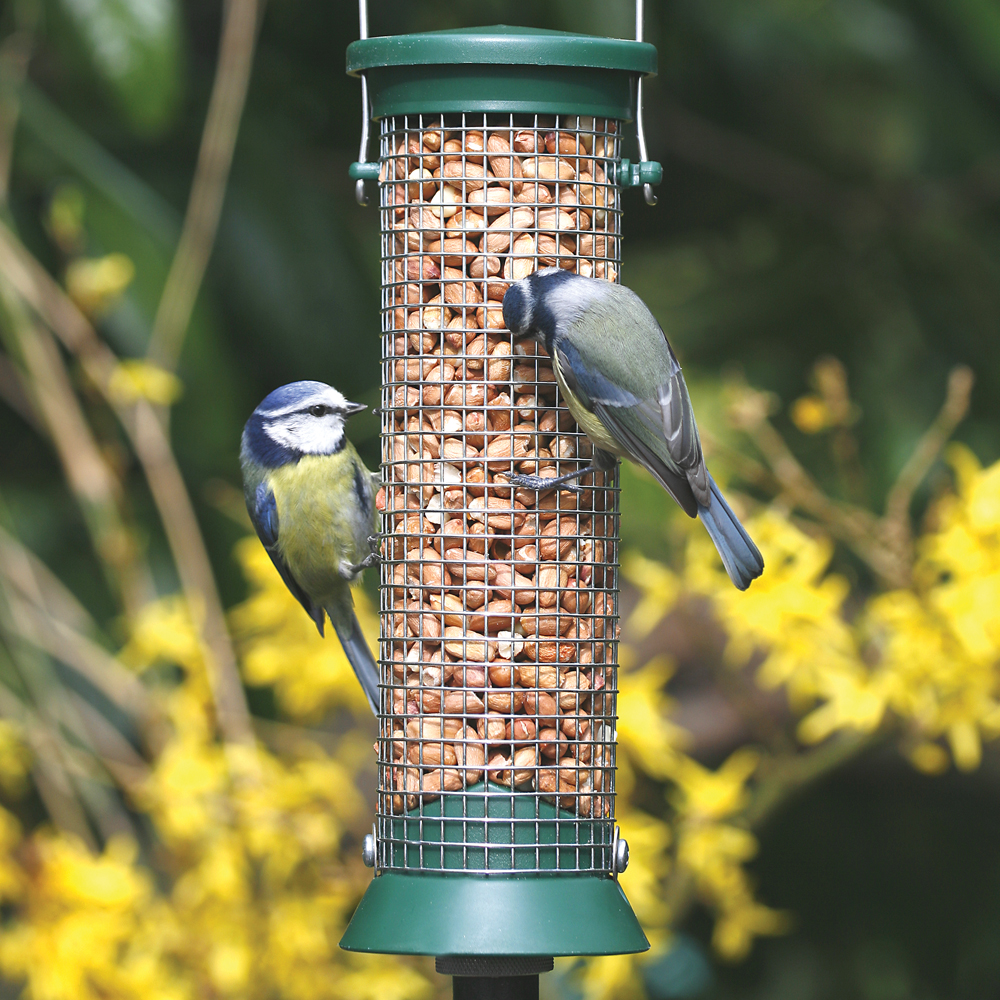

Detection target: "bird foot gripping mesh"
[376, 114, 624, 875]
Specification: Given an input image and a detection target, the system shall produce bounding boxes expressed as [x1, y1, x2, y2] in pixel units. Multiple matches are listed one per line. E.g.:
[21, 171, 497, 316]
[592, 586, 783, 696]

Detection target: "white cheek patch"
[545, 276, 606, 330]
[265, 413, 345, 454]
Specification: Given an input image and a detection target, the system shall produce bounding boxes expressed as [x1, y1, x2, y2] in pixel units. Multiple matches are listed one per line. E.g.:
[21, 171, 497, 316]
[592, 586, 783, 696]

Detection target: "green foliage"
[48, 0, 184, 135]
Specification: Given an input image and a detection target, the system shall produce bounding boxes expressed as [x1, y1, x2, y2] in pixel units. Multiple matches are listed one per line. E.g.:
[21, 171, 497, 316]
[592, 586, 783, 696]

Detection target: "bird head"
[503, 268, 609, 350]
[243, 381, 365, 467]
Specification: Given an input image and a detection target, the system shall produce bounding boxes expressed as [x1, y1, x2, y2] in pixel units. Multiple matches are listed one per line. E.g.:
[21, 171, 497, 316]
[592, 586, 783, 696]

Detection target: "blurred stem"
[0, 348, 42, 432]
[146, 0, 261, 370]
[0, 557, 147, 839]
[0, 519, 93, 632]
[0, 2, 38, 203]
[130, 401, 255, 748]
[0, 523, 156, 727]
[1, 580, 143, 840]
[0, 281, 152, 616]
[0, 221, 254, 748]
[728, 366, 973, 588]
[0, 645, 97, 848]
[883, 366, 975, 558]
[0, 659, 140, 845]
[744, 730, 880, 829]
[9, 594, 157, 733]
[739, 406, 903, 583]
[69, 693, 150, 793]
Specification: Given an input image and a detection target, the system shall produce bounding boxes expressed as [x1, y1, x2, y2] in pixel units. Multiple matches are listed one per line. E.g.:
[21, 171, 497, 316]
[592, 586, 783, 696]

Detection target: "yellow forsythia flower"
[65, 253, 135, 316]
[107, 359, 184, 406]
[790, 394, 834, 433]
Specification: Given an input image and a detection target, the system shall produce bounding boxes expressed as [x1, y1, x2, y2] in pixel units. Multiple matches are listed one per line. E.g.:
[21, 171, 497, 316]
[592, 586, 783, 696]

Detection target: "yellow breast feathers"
[266, 449, 372, 593]
[551, 351, 623, 457]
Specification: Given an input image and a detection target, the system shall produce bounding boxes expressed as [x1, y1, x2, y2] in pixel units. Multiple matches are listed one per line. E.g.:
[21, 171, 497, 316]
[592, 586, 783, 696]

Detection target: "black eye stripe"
[308, 404, 330, 417]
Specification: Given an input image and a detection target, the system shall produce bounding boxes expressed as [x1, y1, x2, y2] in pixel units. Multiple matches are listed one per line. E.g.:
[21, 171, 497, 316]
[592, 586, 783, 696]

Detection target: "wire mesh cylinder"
[377, 114, 623, 875]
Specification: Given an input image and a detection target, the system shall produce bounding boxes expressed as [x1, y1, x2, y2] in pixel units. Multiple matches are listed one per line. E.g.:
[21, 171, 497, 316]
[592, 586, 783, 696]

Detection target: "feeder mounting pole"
[439, 957, 552, 1000]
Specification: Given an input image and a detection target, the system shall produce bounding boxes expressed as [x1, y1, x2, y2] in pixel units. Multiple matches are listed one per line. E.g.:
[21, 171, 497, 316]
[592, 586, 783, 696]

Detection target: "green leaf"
[53, 0, 183, 135]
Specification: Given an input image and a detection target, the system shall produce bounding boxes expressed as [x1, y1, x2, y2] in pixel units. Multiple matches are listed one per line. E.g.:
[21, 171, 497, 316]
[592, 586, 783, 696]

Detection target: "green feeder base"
[340, 871, 648, 957]
[341, 783, 648, 956]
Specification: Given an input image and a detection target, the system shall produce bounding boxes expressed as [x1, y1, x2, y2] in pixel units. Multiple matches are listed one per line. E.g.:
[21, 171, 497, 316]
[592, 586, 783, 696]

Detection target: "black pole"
[452, 975, 539, 1000]
[436, 956, 552, 1000]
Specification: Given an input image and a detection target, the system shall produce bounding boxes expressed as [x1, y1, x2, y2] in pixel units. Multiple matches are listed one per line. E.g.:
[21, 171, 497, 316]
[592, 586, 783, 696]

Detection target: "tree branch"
[883, 365, 974, 547]
[146, 0, 261, 369]
[0, 220, 254, 748]
[0, 284, 152, 615]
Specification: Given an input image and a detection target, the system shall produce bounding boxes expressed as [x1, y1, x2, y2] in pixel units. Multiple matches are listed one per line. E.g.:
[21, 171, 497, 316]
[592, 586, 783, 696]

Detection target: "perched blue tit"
[502, 269, 764, 590]
[240, 381, 381, 713]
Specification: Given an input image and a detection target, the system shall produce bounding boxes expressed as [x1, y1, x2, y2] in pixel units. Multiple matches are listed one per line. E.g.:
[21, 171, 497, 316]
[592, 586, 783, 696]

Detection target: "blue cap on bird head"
[502, 267, 575, 341]
[256, 380, 347, 417]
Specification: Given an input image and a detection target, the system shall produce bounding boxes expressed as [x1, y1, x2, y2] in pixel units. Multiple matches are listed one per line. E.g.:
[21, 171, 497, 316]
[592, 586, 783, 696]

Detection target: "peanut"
[380, 121, 620, 814]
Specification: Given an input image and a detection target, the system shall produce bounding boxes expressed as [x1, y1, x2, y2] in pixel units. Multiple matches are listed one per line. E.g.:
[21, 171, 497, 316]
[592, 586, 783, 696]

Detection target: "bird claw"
[350, 551, 381, 573]
[507, 473, 584, 494]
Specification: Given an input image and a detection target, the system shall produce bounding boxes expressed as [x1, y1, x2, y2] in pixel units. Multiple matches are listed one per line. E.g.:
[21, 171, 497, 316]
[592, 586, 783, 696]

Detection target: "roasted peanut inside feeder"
[382, 116, 621, 825]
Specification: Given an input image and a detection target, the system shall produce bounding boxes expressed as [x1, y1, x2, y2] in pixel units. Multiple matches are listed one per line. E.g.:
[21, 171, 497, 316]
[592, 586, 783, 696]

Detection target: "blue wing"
[248, 481, 326, 636]
[555, 339, 705, 515]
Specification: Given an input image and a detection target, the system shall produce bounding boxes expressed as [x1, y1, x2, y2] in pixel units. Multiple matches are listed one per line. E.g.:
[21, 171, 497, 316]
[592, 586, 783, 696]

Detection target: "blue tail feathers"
[329, 605, 380, 716]
[697, 477, 764, 590]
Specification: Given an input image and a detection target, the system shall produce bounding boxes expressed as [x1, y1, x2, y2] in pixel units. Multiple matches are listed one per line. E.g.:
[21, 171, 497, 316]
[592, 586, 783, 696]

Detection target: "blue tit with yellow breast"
[502, 269, 763, 590]
[240, 381, 381, 713]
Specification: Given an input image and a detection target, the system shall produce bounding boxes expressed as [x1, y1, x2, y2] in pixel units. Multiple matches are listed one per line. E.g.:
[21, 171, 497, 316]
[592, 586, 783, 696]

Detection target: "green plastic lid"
[346, 25, 657, 121]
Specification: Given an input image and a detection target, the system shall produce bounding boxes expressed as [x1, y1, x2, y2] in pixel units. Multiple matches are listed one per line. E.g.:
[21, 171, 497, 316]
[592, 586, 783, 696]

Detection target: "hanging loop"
[351, 0, 377, 206]
[634, 0, 659, 205]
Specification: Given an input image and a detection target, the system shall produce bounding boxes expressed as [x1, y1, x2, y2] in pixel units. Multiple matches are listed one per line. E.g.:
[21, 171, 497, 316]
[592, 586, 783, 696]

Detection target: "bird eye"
[309, 404, 328, 417]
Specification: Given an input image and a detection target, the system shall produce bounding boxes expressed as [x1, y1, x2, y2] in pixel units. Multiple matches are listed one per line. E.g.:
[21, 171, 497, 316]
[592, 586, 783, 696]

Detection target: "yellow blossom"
[790, 394, 834, 433]
[46, 184, 86, 253]
[712, 898, 790, 961]
[65, 253, 135, 316]
[622, 553, 681, 639]
[617, 810, 673, 926]
[575, 954, 648, 1000]
[666, 748, 760, 821]
[908, 741, 950, 774]
[108, 359, 184, 407]
[616, 655, 687, 779]
[121, 595, 204, 675]
[0, 721, 31, 797]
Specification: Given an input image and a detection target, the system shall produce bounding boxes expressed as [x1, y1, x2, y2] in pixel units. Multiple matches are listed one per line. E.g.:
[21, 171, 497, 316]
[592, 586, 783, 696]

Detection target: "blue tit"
[240, 380, 381, 713]
[502, 269, 764, 590]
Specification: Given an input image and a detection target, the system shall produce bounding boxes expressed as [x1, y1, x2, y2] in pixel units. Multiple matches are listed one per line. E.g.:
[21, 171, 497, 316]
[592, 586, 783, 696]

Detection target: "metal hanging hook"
[351, 0, 378, 206]
[635, 0, 657, 206]
[612, 0, 662, 201]
[350, 0, 660, 206]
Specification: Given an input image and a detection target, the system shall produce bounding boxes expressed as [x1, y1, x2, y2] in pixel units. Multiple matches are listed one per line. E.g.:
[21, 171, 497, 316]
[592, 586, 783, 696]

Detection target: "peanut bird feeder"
[341, 7, 662, 995]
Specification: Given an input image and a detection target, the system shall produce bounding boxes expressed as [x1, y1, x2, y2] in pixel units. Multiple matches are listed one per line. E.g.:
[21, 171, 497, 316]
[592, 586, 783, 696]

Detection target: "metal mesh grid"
[376, 113, 623, 874]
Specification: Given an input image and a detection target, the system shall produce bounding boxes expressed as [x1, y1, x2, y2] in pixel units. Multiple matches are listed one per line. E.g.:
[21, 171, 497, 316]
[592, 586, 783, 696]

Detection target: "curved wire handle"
[355, 0, 372, 207]
[351, 0, 659, 207]
[635, 0, 657, 206]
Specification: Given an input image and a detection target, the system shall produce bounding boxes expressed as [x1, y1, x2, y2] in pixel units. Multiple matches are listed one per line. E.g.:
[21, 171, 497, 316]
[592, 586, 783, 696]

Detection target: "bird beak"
[343, 401, 367, 415]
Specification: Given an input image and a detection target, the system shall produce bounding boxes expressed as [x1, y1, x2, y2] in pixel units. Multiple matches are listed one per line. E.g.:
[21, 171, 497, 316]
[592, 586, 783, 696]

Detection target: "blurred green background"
[2, 0, 1000, 997]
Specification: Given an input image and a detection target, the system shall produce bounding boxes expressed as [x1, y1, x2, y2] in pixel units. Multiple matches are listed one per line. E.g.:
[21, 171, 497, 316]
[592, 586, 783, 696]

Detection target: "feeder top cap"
[346, 25, 657, 77]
